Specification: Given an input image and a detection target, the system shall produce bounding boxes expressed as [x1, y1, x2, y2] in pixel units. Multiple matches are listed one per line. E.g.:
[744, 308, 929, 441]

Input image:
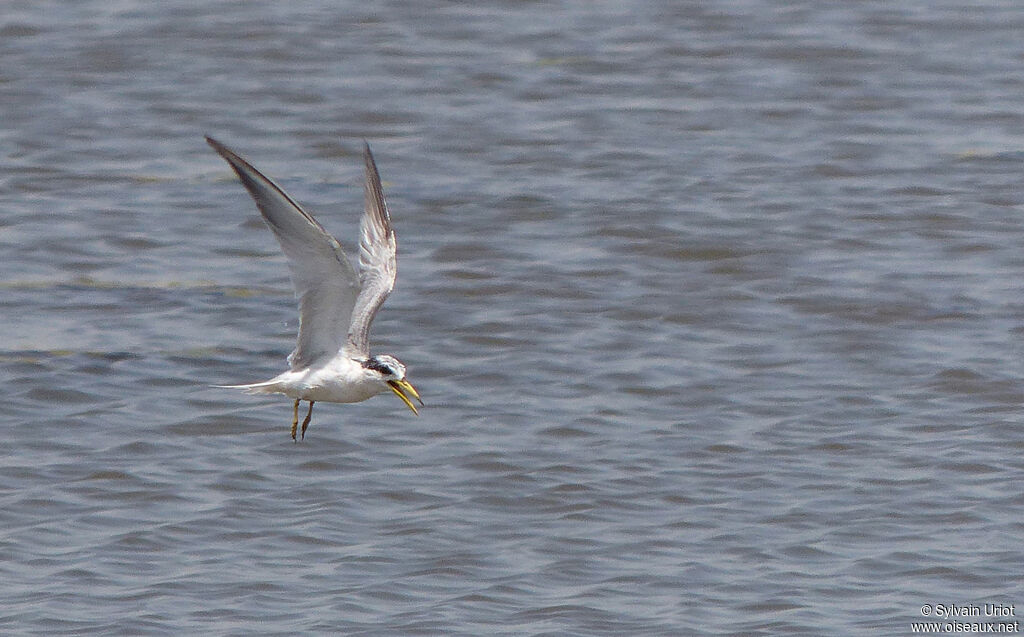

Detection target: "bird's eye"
[363, 358, 395, 376]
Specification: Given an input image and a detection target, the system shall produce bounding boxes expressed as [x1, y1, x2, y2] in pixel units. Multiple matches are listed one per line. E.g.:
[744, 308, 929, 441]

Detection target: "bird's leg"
[291, 398, 300, 442]
[301, 401, 315, 440]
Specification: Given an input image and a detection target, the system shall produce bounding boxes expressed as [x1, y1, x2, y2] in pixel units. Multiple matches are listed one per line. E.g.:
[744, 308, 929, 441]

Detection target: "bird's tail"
[213, 380, 283, 395]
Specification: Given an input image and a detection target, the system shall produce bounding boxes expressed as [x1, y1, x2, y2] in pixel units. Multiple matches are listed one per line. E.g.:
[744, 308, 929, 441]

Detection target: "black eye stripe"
[362, 358, 392, 375]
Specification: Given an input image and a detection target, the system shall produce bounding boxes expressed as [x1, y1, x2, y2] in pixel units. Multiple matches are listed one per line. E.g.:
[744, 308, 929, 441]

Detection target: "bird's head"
[363, 354, 423, 415]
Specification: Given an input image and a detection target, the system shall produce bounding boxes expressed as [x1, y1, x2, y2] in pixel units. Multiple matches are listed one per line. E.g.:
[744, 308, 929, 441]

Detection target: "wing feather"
[343, 142, 397, 357]
[206, 136, 360, 369]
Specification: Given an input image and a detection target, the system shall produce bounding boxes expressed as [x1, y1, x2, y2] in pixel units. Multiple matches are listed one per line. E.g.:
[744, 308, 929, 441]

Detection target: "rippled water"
[3, 1, 1024, 634]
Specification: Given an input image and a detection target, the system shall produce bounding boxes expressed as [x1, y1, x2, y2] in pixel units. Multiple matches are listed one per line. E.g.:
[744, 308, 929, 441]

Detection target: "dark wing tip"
[205, 135, 226, 152]
[204, 136, 270, 190]
[362, 141, 379, 179]
[204, 135, 246, 167]
[362, 142, 392, 227]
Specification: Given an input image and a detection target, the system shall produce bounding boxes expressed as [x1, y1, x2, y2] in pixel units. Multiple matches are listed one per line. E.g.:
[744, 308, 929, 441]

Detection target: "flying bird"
[206, 136, 422, 441]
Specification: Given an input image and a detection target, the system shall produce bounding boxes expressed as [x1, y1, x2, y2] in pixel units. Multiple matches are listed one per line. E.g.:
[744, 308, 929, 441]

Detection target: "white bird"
[206, 136, 422, 441]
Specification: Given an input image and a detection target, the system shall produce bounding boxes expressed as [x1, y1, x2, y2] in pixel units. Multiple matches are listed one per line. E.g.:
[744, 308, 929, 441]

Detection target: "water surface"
[2, 1, 1024, 634]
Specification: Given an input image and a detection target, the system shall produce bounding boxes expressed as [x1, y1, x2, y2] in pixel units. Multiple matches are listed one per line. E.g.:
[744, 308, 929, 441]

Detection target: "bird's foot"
[300, 401, 315, 440]
[291, 398, 300, 442]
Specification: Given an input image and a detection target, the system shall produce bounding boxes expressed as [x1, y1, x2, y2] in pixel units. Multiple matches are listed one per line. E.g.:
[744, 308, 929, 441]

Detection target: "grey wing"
[206, 136, 360, 369]
[343, 142, 397, 358]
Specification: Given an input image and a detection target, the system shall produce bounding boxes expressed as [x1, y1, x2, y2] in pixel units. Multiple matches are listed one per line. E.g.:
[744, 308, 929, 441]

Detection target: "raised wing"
[206, 136, 360, 369]
[343, 142, 397, 358]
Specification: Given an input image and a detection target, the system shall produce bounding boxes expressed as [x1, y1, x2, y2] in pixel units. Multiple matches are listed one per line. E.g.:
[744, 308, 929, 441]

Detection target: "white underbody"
[226, 355, 388, 403]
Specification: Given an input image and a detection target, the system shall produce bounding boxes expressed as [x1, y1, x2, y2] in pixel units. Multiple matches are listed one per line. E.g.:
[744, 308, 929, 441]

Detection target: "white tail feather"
[213, 381, 282, 395]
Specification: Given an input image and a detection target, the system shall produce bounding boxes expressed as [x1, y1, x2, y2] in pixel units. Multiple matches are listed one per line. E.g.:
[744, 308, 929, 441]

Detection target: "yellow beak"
[387, 379, 423, 415]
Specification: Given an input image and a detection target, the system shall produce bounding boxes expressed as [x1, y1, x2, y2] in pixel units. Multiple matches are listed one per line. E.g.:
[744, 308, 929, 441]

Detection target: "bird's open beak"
[388, 379, 423, 415]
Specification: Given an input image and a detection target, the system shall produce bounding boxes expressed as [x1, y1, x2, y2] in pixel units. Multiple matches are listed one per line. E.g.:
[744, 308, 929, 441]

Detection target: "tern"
[206, 136, 422, 441]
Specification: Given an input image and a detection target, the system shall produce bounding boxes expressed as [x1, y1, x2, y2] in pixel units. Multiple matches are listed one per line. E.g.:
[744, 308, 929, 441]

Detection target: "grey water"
[2, 1, 1024, 634]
